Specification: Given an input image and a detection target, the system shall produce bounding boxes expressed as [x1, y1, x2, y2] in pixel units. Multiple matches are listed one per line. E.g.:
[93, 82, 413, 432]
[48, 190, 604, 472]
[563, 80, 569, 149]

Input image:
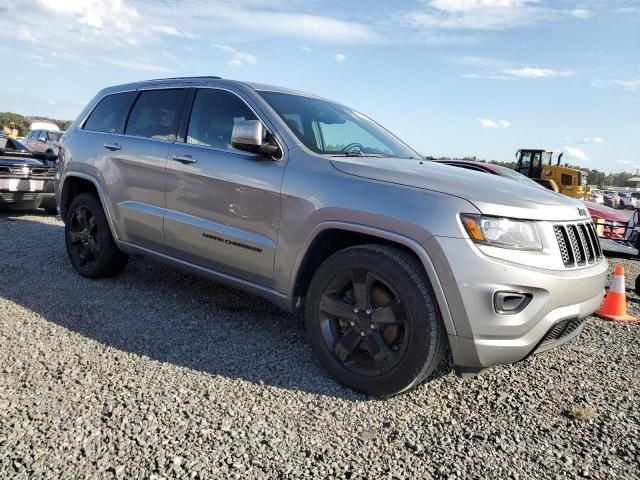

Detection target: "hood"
[330, 157, 588, 222]
[583, 201, 628, 223]
[0, 154, 48, 167]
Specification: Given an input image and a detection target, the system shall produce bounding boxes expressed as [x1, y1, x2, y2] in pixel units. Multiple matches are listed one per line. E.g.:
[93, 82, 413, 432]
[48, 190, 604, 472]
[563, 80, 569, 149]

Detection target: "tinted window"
[186, 89, 257, 150]
[561, 173, 573, 186]
[84, 92, 135, 134]
[47, 131, 62, 142]
[125, 89, 184, 141]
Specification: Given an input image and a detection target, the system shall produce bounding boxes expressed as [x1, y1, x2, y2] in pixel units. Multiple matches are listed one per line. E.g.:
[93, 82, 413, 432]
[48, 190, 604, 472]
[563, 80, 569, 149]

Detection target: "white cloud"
[617, 160, 634, 165]
[431, 0, 530, 13]
[105, 58, 174, 73]
[450, 55, 509, 67]
[204, 8, 378, 43]
[615, 7, 640, 14]
[577, 137, 604, 144]
[593, 79, 640, 90]
[463, 73, 510, 80]
[502, 67, 572, 78]
[564, 146, 588, 162]
[150, 25, 196, 39]
[466, 66, 572, 80]
[211, 44, 257, 67]
[298, 46, 312, 52]
[335, 53, 347, 63]
[35, 0, 138, 33]
[404, 0, 556, 30]
[478, 118, 511, 129]
[570, 9, 593, 19]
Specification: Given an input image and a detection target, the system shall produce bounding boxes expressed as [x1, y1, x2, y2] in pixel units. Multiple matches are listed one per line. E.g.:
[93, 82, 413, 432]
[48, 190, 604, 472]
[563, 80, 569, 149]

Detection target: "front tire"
[64, 193, 128, 278]
[305, 245, 446, 396]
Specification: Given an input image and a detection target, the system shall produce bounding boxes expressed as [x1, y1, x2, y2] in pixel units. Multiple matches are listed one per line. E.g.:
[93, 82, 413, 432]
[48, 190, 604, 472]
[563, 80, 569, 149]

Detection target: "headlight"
[461, 214, 542, 251]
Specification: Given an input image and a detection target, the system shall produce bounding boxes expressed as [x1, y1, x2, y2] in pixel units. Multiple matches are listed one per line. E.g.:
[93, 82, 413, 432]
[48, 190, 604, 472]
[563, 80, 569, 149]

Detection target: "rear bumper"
[424, 236, 608, 368]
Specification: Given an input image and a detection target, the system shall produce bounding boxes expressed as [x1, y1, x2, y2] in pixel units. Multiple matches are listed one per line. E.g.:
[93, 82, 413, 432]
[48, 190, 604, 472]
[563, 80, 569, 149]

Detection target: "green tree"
[0, 111, 73, 137]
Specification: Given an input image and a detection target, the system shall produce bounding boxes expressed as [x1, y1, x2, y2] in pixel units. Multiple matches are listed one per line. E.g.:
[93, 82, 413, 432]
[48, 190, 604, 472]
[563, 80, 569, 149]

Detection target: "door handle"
[172, 154, 197, 164]
[103, 142, 122, 151]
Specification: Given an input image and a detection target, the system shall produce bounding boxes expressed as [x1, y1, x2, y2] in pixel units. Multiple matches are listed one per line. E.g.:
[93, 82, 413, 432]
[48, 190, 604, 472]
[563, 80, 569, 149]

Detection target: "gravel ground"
[1, 211, 639, 479]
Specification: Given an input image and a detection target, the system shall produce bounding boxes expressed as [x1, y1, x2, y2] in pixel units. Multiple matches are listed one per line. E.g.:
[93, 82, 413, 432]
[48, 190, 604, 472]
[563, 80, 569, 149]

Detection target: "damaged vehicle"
[0, 134, 58, 214]
[56, 77, 607, 396]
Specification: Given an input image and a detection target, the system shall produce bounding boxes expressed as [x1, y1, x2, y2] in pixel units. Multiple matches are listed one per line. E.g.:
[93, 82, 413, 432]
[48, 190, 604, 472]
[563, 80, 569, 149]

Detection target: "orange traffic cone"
[596, 265, 637, 324]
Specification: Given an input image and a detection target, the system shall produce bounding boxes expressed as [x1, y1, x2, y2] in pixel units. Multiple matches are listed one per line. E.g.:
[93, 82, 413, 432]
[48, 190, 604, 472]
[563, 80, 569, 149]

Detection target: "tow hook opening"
[494, 291, 532, 315]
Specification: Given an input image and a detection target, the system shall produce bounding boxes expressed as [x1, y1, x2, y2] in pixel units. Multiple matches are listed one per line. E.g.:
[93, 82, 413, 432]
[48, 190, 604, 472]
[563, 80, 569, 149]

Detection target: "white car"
[618, 192, 637, 209]
[589, 189, 604, 204]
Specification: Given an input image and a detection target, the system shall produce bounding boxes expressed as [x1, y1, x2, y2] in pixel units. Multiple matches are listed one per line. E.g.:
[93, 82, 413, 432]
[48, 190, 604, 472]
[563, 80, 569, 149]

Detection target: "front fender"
[285, 221, 457, 336]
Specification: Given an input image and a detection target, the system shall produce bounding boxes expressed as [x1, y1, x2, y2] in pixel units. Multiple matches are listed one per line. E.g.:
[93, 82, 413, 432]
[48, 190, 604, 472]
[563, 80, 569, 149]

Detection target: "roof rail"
[144, 76, 223, 82]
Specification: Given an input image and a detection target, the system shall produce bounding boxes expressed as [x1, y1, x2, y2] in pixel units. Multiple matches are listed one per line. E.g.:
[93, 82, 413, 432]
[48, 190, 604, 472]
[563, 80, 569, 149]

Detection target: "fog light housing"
[494, 291, 532, 314]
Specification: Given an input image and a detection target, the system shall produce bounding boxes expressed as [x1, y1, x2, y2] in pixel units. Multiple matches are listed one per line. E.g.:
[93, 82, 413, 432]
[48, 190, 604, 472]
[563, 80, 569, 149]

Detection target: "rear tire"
[305, 244, 446, 396]
[64, 193, 128, 278]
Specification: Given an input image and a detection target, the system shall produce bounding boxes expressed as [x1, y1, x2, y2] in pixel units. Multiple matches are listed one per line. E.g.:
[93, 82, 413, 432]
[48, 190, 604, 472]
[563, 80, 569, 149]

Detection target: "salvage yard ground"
[1, 212, 639, 479]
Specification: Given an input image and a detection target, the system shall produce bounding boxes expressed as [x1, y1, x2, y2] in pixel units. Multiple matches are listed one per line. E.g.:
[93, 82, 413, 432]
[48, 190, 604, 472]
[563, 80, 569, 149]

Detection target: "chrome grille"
[554, 222, 602, 268]
[29, 168, 55, 176]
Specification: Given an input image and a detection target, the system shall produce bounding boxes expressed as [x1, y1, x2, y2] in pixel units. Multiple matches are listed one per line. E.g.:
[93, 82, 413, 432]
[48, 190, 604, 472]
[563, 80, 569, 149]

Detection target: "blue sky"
[0, 0, 638, 172]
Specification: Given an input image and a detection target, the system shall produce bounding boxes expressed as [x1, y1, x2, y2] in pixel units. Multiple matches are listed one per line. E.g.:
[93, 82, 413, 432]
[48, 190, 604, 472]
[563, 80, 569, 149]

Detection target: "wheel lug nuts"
[353, 307, 359, 314]
[370, 324, 375, 330]
[350, 321, 355, 327]
[366, 309, 372, 315]
[360, 331, 366, 337]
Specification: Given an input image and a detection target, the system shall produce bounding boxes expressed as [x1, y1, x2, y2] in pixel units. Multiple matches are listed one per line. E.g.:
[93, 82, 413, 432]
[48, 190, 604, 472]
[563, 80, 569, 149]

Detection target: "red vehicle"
[434, 159, 626, 238]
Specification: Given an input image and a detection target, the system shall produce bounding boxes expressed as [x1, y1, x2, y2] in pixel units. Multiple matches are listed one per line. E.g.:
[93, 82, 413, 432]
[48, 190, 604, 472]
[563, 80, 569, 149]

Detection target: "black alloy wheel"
[318, 269, 410, 377]
[305, 245, 446, 396]
[68, 205, 100, 269]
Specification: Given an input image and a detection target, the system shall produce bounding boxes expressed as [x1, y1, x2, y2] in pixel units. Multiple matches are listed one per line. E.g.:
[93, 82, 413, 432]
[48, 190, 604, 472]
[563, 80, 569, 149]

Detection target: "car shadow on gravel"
[0, 214, 449, 399]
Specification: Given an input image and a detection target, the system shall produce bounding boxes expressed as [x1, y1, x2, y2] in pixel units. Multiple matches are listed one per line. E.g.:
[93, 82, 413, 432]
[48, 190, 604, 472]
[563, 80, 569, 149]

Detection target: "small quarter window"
[83, 92, 135, 134]
[125, 89, 185, 141]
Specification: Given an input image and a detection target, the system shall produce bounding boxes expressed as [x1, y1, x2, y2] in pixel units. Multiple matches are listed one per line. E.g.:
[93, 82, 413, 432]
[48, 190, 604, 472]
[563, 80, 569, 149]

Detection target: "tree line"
[425, 155, 636, 188]
[0, 112, 72, 136]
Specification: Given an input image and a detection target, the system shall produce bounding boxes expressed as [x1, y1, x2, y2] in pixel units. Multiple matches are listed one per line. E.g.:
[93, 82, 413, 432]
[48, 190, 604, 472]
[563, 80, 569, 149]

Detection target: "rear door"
[164, 87, 285, 286]
[109, 88, 187, 251]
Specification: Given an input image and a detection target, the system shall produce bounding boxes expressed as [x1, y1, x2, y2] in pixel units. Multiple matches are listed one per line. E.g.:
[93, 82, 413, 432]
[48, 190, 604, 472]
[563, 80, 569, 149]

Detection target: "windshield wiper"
[331, 153, 392, 158]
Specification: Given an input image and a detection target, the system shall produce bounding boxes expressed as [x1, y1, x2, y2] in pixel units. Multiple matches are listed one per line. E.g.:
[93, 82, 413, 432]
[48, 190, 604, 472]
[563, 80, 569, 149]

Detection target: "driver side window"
[186, 89, 258, 151]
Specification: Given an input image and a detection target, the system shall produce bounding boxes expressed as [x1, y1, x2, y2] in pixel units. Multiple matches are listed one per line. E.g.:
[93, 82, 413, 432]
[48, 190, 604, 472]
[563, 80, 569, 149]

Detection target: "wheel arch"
[59, 173, 120, 242]
[289, 222, 456, 335]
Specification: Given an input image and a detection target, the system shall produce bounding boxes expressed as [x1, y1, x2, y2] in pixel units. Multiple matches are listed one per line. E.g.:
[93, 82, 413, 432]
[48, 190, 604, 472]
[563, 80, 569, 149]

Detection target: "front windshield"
[542, 151, 553, 165]
[258, 91, 418, 159]
[47, 131, 62, 142]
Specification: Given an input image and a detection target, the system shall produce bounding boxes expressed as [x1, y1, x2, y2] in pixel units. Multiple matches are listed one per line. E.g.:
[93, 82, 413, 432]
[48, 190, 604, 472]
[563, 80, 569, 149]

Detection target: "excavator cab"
[515, 148, 588, 199]
[516, 149, 559, 192]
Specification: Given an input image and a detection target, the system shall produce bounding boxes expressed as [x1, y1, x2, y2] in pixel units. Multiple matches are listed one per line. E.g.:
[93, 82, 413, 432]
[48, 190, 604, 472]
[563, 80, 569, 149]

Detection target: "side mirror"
[231, 120, 281, 159]
[38, 136, 47, 143]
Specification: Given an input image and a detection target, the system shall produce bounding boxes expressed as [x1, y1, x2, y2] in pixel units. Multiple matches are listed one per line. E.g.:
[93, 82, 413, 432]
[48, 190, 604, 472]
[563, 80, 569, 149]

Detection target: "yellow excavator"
[515, 149, 590, 199]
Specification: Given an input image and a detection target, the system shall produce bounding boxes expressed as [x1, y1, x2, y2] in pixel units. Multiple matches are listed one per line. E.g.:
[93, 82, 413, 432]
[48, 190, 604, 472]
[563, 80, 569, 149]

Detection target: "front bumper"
[425, 236, 608, 369]
[0, 177, 56, 210]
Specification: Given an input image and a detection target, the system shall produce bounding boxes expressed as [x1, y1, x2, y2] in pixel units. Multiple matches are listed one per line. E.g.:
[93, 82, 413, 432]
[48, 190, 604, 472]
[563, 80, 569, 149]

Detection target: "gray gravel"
[1, 211, 639, 479]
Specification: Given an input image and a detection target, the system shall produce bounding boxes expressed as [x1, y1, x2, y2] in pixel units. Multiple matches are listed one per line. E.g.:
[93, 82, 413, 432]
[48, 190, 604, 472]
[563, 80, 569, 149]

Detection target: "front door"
[164, 88, 285, 287]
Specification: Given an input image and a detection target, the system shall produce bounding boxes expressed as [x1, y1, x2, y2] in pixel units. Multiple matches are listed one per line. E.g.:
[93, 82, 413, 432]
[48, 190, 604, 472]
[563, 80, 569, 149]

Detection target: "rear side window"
[186, 89, 257, 150]
[83, 92, 135, 134]
[125, 89, 184, 141]
[561, 173, 573, 186]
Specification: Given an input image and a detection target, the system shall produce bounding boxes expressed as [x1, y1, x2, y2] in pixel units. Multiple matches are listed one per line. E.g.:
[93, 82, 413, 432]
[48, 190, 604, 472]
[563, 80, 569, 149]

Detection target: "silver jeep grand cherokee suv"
[55, 76, 607, 396]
